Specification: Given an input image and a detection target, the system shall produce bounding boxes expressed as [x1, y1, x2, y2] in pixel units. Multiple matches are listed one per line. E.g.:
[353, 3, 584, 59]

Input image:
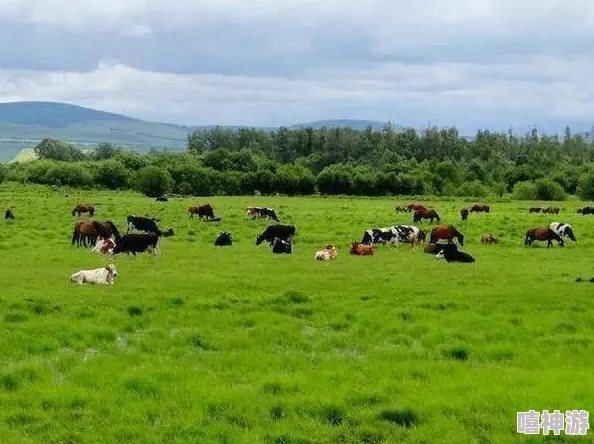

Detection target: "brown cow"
[407, 203, 427, 212]
[460, 208, 469, 221]
[350, 242, 374, 255]
[480, 234, 498, 245]
[429, 225, 464, 246]
[71, 220, 119, 247]
[423, 243, 444, 254]
[528, 207, 542, 213]
[189, 204, 216, 219]
[72, 204, 95, 217]
[413, 209, 440, 223]
[542, 207, 560, 214]
[470, 203, 490, 213]
[525, 228, 564, 248]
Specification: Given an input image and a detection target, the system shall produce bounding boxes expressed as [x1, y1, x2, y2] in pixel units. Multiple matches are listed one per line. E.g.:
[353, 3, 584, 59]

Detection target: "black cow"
[272, 238, 292, 254]
[127, 215, 160, 234]
[4, 209, 14, 220]
[112, 234, 160, 256]
[155, 196, 169, 202]
[577, 206, 594, 215]
[435, 243, 475, 263]
[256, 224, 296, 245]
[215, 232, 232, 246]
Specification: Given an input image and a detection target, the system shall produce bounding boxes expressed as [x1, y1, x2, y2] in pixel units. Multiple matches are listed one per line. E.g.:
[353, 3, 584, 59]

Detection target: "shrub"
[456, 180, 489, 197]
[95, 159, 130, 189]
[578, 171, 594, 200]
[134, 166, 173, 197]
[533, 178, 567, 201]
[511, 181, 536, 200]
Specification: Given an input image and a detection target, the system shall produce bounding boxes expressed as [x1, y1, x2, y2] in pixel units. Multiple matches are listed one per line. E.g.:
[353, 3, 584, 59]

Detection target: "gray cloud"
[0, 0, 593, 133]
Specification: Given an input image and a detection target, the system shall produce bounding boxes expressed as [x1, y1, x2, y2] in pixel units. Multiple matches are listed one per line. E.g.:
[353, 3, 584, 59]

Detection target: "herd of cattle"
[2, 198, 584, 285]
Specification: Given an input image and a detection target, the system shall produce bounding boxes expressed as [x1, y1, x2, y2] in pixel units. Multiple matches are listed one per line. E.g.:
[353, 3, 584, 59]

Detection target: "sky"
[0, 0, 593, 134]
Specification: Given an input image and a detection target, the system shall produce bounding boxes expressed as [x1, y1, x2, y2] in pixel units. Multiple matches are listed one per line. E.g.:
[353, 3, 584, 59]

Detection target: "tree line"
[4, 123, 594, 200]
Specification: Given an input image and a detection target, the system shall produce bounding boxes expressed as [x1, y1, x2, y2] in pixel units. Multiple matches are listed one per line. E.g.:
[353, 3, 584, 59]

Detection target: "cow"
[72, 219, 118, 247]
[126, 215, 173, 237]
[72, 204, 95, 217]
[214, 232, 232, 246]
[529, 207, 542, 213]
[271, 238, 292, 254]
[549, 222, 577, 241]
[480, 234, 498, 245]
[189, 204, 216, 220]
[112, 233, 160, 256]
[350, 242, 374, 255]
[256, 224, 296, 246]
[70, 264, 117, 285]
[435, 243, 475, 263]
[155, 196, 169, 202]
[4, 208, 14, 220]
[315, 245, 338, 261]
[430, 225, 465, 246]
[394, 205, 408, 213]
[542, 206, 560, 214]
[470, 204, 490, 213]
[246, 206, 280, 222]
[460, 208, 469, 221]
[413, 209, 441, 224]
[524, 228, 564, 248]
[577, 206, 594, 215]
[92, 238, 117, 254]
[424, 243, 444, 255]
[407, 203, 427, 212]
[361, 225, 424, 248]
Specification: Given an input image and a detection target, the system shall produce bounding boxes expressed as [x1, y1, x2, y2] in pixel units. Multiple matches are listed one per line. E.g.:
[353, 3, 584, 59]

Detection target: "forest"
[4, 123, 594, 200]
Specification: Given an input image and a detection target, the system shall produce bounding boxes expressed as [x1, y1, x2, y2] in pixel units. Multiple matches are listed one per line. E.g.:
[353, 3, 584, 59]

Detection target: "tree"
[134, 166, 173, 197]
[34, 138, 86, 161]
[95, 159, 130, 189]
[578, 171, 594, 200]
[533, 179, 566, 201]
[93, 142, 122, 160]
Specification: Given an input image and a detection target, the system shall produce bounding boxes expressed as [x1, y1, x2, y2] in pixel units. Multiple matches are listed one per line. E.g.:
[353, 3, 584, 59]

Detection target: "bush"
[533, 178, 566, 201]
[0, 164, 5, 184]
[511, 181, 536, 200]
[95, 159, 130, 189]
[134, 166, 173, 197]
[44, 163, 94, 187]
[456, 180, 489, 197]
[578, 171, 594, 200]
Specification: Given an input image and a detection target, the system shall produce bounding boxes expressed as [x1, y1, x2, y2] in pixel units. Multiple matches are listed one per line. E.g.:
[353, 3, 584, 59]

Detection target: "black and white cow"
[112, 233, 160, 256]
[215, 232, 232, 246]
[256, 224, 296, 246]
[246, 207, 280, 222]
[435, 243, 475, 263]
[127, 215, 160, 234]
[361, 225, 424, 247]
[272, 238, 292, 254]
[550, 222, 577, 242]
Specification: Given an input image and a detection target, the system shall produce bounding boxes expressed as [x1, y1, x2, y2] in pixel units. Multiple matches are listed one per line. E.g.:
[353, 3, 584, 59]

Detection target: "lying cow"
[423, 243, 444, 255]
[5, 208, 14, 220]
[155, 196, 169, 202]
[272, 238, 292, 254]
[92, 238, 116, 254]
[70, 264, 117, 285]
[315, 245, 338, 261]
[350, 242, 374, 255]
[256, 224, 296, 246]
[480, 234, 498, 245]
[246, 207, 279, 222]
[112, 234, 160, 256]
[435, 243, 475, 263]
[215, 232, 232, 246]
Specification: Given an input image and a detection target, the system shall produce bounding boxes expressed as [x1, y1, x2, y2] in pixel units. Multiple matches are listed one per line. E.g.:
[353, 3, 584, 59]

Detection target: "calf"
[4, 208, 14, 220]
[214, 232, 232, 246]
[315, 245, 338, 261]
[92, 238, 116, 254]
[272, 238, 292, 254]
[480, 234, 498, 245]
[246, 206, 279, 222]
[460, 208, 469, 221]
[435, 243, 475, 263]
[350, 242, 374, 256]
[256, 224, 296, 245]
[70, 264, 117, 285]
[112, 234, 160, 256]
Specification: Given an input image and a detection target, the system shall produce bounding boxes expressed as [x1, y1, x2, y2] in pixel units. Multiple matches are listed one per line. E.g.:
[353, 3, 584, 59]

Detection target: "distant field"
[0, 183, 592, 443]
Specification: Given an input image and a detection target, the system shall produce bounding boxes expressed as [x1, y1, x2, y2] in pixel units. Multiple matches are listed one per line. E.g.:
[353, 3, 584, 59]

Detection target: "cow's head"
[105, 264, 118, 281]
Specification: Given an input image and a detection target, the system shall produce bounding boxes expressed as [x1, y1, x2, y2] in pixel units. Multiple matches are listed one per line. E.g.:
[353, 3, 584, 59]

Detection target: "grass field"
[0, 183, 593, 443]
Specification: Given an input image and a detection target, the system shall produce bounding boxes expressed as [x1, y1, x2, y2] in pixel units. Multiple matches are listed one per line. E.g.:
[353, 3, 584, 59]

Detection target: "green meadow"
[0, 183, 592, 443]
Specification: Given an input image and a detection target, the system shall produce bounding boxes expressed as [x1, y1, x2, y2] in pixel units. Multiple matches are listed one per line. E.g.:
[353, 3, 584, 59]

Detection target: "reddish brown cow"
[72, 204, 95, 217]
[525, 228, 564, 248]
[350, 242, 374, 255]
[429, 225, 465, 246]
[413, 209, 441, 223]
[542, 207, 560, 214]
[470, 203, 490, 213]
[189, 203, 216, 219]
[407, 203, 428, 212]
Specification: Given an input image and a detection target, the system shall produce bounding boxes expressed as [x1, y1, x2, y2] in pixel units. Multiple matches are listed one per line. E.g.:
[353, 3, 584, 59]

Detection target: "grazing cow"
[429, 225, 465, 246]
[549, 222, 577, 241]
[435, 243, 475, 263]
[71, 219, 99, 247]
[394, 205, 408, 213]
[470, 203, 490, 213]
[424, 243, 444, 255]
[524, 228, 564, 248]
[70, 264, 117, 285]
[126, 215, 173, 237]
[460, 208, 469, 221]
[350, 242, 374, 255]
[189, 204, 216, 220]
[155, 196, 169, 202]
[214, 232, 232, 246]
[315, 245, 338, 261]
[246, 206, 280, 222]
[271, 238, 292, 254]
[529, 207, 542, 213]
[361, 225, 424, 248]
[4, 208, 14, 220]
[543, 206, 560, 214]
[72, 204, 95, 217]
[480, 234, 498, 245]
[112, 233, 160, 256]
[413, 209, 441, 224]
[577, 206, 594, 215]
[92, 238, 116, 254]
[407, 203, 427, 212]
[256, 224, 296, 245]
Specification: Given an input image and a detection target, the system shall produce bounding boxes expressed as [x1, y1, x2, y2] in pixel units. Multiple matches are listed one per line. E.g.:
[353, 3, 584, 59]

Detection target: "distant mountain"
[0, 101, 392, 162]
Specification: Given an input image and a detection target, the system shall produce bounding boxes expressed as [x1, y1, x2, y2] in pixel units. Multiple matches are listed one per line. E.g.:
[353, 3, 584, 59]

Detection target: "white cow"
[70, 264, 117, 285]
[549, 222, 577, 241]
[315, 245, 338, 261]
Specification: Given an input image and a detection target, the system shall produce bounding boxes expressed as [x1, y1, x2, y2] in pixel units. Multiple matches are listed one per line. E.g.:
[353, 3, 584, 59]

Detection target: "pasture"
[0, 183, 593, 443]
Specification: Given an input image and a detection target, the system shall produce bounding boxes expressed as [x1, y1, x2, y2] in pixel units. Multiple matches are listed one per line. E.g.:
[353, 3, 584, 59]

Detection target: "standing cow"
[189, 204, 216, 220]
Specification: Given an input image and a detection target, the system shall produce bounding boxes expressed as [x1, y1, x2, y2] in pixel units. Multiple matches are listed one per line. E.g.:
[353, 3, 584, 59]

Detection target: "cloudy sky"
[0, 0, 593, 133]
